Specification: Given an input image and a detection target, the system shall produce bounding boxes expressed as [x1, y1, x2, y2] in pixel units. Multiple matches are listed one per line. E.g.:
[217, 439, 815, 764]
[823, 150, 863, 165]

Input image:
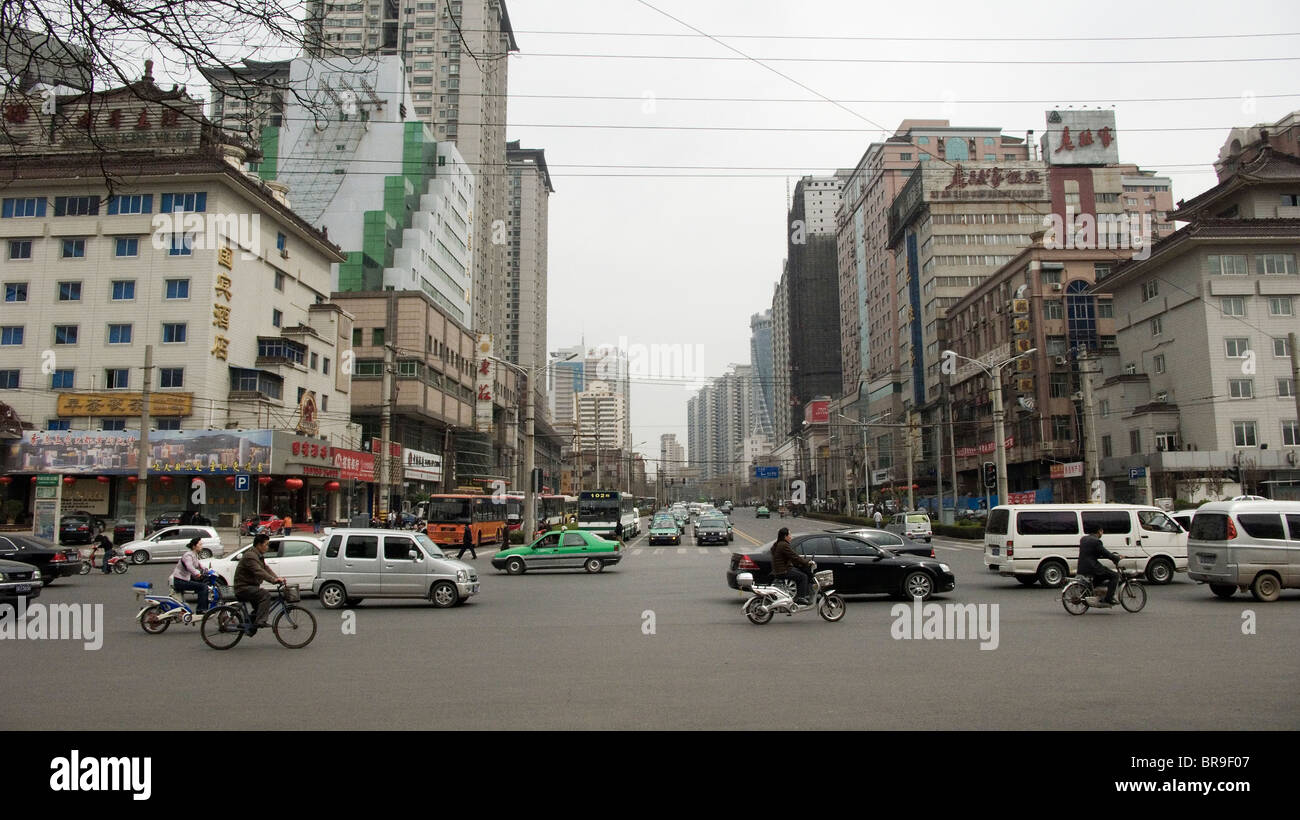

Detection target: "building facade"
[503, 141, 554, 411]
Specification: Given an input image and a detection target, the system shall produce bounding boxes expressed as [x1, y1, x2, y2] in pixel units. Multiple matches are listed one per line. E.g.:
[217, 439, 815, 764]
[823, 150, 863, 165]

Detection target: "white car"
[121, 526, 224, 564]
[201, 536, 324, 590]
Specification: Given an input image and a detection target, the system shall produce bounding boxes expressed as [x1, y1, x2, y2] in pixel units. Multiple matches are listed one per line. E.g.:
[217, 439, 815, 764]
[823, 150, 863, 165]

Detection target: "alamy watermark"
[1042, 207, 1152, 261]
[50, 750, 151, 800]
[591, 338, 708, 390]
[0, 598, 103, 650]
[150, 212, 261, 258]
[890, 597, 999, 650]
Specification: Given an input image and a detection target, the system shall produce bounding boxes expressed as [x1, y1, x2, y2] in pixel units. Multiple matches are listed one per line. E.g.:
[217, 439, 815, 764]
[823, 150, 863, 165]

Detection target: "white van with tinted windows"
[1187, 499, 1300, 602]
[983, 504, 1187, 587]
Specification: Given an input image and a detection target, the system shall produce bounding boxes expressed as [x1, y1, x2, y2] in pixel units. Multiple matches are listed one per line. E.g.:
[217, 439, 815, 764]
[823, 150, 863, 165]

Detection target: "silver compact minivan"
[1187, 500, 1300, 602]
[313, 529, 479, 609]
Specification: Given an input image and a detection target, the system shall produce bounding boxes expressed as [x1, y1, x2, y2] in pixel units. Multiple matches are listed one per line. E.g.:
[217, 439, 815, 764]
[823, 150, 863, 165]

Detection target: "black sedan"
[59, 512, 104, 545]
[0, 535, 82, 586]
[695, 521, 730, 546]
[726, 532, 956, 601]
[0, 557, 42, 604]
[821, 526, 936, 558]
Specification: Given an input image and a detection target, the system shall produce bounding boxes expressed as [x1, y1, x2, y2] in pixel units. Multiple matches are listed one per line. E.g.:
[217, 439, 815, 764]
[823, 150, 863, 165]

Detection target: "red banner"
[1006, 491, 1036, 504]
[956, 436, 1015, 458]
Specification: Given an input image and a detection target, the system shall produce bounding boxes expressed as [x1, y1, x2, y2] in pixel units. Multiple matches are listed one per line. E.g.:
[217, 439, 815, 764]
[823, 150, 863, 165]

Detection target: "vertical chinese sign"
[475, 334, 494, 433]
[212, 248, 233, 361]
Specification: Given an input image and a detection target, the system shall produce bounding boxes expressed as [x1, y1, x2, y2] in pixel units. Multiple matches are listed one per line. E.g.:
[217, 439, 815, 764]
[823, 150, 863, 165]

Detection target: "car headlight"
[0, 572, 6, 582]
[456, 569, 469, 582]
[939, 564, 951, 573]
[33, 569, 42, 579]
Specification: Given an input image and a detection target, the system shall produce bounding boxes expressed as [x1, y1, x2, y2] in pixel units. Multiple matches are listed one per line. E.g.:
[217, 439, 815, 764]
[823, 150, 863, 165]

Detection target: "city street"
[5, 509, 1296, 731]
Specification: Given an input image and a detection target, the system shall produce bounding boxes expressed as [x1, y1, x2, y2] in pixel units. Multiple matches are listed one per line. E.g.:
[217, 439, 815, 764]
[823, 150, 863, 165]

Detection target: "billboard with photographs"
[2, 429, 273, 475]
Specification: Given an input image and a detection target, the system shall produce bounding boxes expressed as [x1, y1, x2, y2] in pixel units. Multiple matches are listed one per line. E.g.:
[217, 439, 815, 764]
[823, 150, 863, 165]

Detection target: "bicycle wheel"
[273, 604, 317, 649]
[1061, 581, 1089, 615]
[200, 605, 245, 650]
[1119, 580, 1147, 613]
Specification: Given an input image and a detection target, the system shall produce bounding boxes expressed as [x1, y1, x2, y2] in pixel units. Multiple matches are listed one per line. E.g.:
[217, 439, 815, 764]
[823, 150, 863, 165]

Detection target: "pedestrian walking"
[457, 524, 477, 560]
[873, 509, 883, 529]
[281, 514, 293, 536]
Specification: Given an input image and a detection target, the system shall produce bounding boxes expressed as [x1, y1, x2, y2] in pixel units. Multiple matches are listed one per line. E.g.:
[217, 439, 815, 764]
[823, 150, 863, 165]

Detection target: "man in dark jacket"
[1078, 525, 1123, 604]
[770, 527, 812, 605]
[457, 525, 477, 560]
[234, 534, 284, 628]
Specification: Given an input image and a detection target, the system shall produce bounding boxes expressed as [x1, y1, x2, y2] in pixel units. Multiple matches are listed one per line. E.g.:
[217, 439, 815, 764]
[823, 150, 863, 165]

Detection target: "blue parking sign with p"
[235, 474, 251, 492]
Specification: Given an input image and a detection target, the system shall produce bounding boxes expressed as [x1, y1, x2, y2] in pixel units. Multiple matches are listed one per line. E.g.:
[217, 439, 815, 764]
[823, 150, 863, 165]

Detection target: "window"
[1138, 510, 1180, 533]
[1, 327, 24, 345]
[8, 240, 32, 260]
[1101, 435, 1112, 458]
[1268, 297, 1293, 316]
[1225, 338, 1251, 358]
[344, 535, 378, 559]
[114, 238, 138, 258]
[155, 418, 181, 431]
[53, 196, 99, 216]
[106, 194, 152, 215]
[372, 328, 385, 346]
[274, 271, 285, 291]
[61, 239, 86, 258]
[1284, 420, 1299, 447]
[47, 420, 70, 431]
[1099, 299, 1115, 316]
[899, 153, 912, 161]
[1049, 373, 1069, 398]
[111, 280, 135, 300]
[351, 328, 362, 347]
[1154, 354, 1166, 373]
[107, 324, 132, 344]
[1045, 336, 1068, 356]
[1041, 268, 1062, 285]
[1043, 300, 1064, 319]
[159, 192, 206, 213]
[1232, 421, 1258, 447]
[1130, 429, 1142, 454]
[1016, 511, 1079, 535]
[1209, 254, 1248, 275]
[1280, 379, 1296, 398]
[1229, 378, 1254, 399]
[1082, 511, 1131, 534]
[2, 197, 46, 218]
[1150, 317, 1162, 336]
[1099, 399, 1111, 417]
[1255, 253, 1297, 275]
[100, 418, 126, 431]
[1141, 280, 1158, 301]
[322, 357, 330, 375]
[1275, 337, 1293, 357]
[54, 325, 78, 345]
[1155, 431, 1179, 451]
[160, 368, 184, 388]
[57, 282, 82, 301]
[0, 369, 17, 388]
[1221, 297, 1245, 316]
[1053, 415, 1074, 441]
[1238, 514, 1286, 540]
[4, 283, 27, 302]
[168, 233, 193, 256]
[104, 368, 129, 389]
[272, 309, 283, 328]
[276, 233, 286, 252]
[256, 339, 305, 364]
[161, 323, 187, 343]
[164, 279, 190, 299]
[310, 352, 319, 370]
[50, 369, 74, 389]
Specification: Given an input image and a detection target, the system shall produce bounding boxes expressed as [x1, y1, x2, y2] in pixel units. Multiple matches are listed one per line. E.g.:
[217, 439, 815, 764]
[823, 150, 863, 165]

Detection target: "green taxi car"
[756, 506, 771, 519]
[492, 529, 623, 575]
[649, 517, 682, 546]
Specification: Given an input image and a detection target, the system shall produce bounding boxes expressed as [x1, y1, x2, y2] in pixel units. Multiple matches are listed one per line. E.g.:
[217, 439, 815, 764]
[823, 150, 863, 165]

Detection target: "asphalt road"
[4, 509, 1297, 730]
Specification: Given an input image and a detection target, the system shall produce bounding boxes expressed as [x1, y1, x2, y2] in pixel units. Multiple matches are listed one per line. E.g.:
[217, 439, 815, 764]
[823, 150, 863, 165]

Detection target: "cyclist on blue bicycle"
[234, 534, 284, 629]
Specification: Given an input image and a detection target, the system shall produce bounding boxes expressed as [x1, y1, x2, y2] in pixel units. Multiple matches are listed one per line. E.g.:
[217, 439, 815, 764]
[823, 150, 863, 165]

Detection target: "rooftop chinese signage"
[1041, 110, 1119, 167]
[0, 87, 205, 156]
[56, 392, 193, 418]
[929, 162, 1047, 201]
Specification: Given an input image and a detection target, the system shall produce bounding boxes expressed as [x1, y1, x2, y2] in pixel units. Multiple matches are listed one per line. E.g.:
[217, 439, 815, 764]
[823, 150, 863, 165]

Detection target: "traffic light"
[983, 461, 997, 489]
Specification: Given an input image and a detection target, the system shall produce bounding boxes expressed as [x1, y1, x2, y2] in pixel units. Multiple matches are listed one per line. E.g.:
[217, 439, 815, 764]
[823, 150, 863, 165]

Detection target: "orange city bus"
[424, 493, 507, 548]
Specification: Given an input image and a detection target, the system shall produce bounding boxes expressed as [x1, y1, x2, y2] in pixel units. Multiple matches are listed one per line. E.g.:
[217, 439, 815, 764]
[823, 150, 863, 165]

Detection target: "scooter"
[80, 549, 128, 575]
[133, 570, 226, 634]
[737, 561, 847, 625]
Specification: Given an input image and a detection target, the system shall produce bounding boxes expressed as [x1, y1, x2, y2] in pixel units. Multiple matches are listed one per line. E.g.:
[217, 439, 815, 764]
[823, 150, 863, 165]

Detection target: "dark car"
[695, 521, 729, 546]
[726, 532, 956, 601]
[0, 557, 42, 604]
[822, 526, 936, 558]
[0, 535, 82, 586]
[59, 512, 104, 545]
[112, 519, 136, 545]
[149, 511, 186, 534]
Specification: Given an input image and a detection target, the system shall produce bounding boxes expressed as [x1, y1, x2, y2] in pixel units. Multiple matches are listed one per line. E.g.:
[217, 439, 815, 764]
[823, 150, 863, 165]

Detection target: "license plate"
[991, 547, 1000, 555]
[14, 584, 30, 594]
[469, 584, 479, 594]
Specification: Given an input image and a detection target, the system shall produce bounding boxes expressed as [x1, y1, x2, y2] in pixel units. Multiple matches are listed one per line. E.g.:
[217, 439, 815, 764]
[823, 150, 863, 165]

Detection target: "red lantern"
[127, 475, 139, 485]
[225, 476, 236, 485]
[0, 476, 11, 485]
[159, 475, 172, 485]
[97, 475, 111, 483]
[284, 478, 304, 490]
[324, 481, 340, 492]
[63, 476, 76, 485]
[258, 476, 273, 485]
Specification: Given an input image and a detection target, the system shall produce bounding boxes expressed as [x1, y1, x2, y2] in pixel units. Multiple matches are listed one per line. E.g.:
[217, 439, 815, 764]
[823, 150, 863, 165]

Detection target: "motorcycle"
[79, 549, 128, 575]
[133, 570, 227, 634]
[737, 561, 847, 625]
[1061, 559, 1147, 615]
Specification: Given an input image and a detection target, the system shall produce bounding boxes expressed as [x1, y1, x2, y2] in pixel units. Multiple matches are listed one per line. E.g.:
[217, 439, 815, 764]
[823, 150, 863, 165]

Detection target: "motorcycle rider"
[93, 534, 115, 574]
[770, 527, 812, 606]
[1079, 524, 1122, 605]
[235, 533, 285, 630]
[171, 537, 211, 613]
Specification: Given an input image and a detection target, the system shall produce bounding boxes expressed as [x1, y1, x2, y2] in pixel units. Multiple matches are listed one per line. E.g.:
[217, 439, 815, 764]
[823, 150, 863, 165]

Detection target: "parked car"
[727, 532, 956, 601]
[756, 506, 771, 519]
[112, 519, 137, 545]
[983, 504, 1187, 587]
[0, 535, 81, 586]
[202, 536, 323, 590]
[59, 512, 104, 545]
[824, 526, 935, 558]
[493, 529, 622, 575]
[886, 512, 933, 543]
[147, 511, 186, 534]
[0, 557, 41, 604]
[120, 526, 224, 565]
[1188, 499, 1300, 602]
[314, 529, 478, 608]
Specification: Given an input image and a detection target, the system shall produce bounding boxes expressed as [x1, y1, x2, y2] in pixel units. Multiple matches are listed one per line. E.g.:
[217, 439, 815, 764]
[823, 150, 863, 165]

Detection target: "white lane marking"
[697, 548, 708, 555]
[631, 548, 643, 556]
[677, 548, 686, 554]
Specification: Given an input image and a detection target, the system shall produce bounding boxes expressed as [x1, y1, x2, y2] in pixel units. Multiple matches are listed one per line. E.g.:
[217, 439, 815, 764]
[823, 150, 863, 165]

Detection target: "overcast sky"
[501, 0, 1300, 473]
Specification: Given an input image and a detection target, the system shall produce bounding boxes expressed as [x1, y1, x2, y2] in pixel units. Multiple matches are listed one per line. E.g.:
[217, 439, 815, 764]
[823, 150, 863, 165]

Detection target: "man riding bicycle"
[771, 527, 812, 606]
[234, 534, 285, 630]
[1078, 525, 1123, 604]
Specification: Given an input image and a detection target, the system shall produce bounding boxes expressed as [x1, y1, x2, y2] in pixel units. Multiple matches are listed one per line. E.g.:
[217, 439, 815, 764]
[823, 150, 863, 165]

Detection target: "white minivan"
[886, 512, 933, 543]
[983, 504, 1187, 587]
[1187, 499, 1300, 602]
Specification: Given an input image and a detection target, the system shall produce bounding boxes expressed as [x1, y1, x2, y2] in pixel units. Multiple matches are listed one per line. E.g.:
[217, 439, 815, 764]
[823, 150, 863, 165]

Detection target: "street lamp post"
[942, 348, 1037, 505]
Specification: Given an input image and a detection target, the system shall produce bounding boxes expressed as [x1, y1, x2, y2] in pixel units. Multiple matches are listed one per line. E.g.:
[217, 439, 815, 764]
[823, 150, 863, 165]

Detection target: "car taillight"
[737, 555, 759, 569]
[1006, 540, 1014, 557]
[1226, 518, 1238, 540]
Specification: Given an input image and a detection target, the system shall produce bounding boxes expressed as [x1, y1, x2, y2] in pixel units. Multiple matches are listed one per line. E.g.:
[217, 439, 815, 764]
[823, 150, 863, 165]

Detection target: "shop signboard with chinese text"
[1041, 110, 1119, 167]
[475, 334, 495, 433]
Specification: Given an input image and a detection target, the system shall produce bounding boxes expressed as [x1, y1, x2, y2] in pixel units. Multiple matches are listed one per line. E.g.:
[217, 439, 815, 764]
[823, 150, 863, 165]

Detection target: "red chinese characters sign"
[955, 436, 1015, 458]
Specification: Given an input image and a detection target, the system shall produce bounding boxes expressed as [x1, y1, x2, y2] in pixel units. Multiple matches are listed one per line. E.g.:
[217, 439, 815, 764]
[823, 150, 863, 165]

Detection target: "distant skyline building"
[659, 433, 684, 481]
[577, 381, 626, 453]
[503, 141, 554, 413]
[749, 310, 774, 437]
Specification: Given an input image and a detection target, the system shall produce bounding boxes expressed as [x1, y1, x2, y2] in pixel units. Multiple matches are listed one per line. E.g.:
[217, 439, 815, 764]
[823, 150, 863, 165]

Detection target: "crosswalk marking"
[677, 547, 686, 554]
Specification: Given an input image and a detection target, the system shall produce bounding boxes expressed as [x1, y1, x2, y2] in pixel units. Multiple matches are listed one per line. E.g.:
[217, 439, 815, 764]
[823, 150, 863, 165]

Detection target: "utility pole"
[991, 363, 1009, 505]
[946, 381, 959, 521]
[1080, 351, 1102, 503]
[905, 411, 915, 511]
[378, 340, 394, 521]
[935, 406, 945, 524]
[134, 344, 153, 539]
[1290, 332, 1300, 450]
[523, 369, 536, 540]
